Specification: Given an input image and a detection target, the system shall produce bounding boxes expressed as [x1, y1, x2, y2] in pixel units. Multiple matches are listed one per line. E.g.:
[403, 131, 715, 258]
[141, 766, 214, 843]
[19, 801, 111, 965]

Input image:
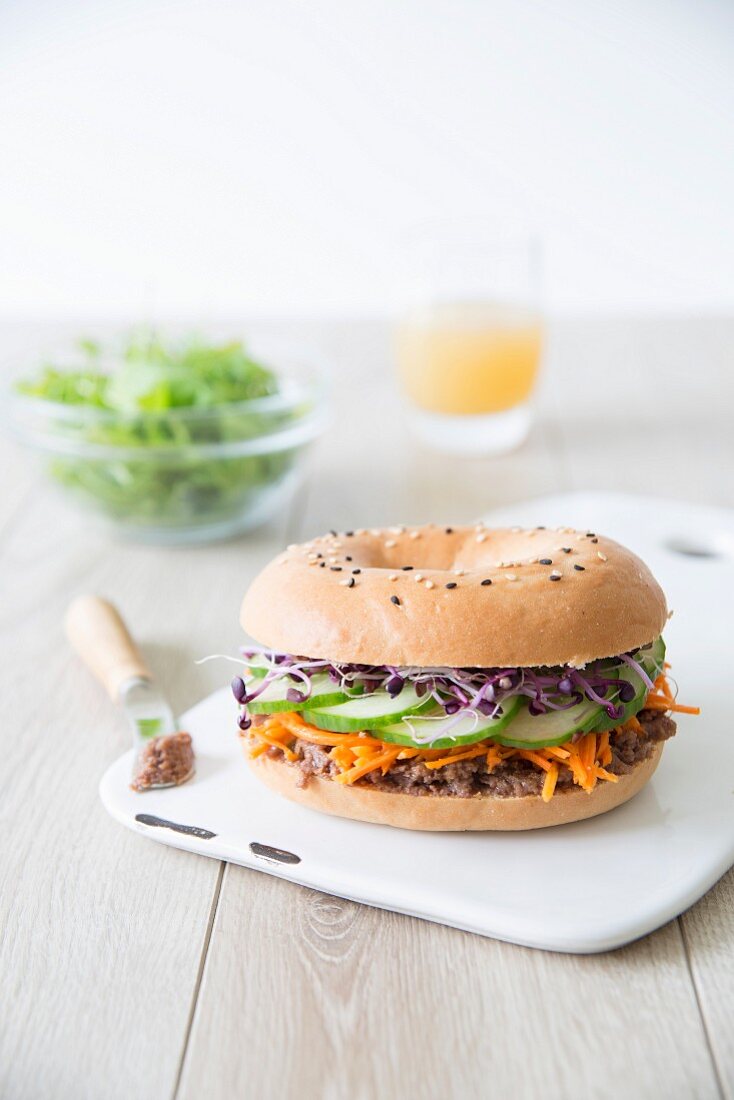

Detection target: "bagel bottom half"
[245, 743, 664, 832]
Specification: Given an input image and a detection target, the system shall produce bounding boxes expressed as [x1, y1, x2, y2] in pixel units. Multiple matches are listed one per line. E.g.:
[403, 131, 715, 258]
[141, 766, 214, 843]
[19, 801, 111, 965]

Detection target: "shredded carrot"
[643, 671, 700, 715]
[424, 744, 491, 770]
[597, 730, 612, 767]
[542, 763, 559, 802]
[335, 748, 402, 784]
[644, 696, 701, 715]
[252, 728, 299, 762]
[518, 749, 553, 772]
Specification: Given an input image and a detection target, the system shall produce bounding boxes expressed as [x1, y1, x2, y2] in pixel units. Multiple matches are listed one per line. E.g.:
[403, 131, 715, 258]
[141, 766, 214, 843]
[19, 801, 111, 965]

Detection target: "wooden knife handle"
[65, 595, 151, 701]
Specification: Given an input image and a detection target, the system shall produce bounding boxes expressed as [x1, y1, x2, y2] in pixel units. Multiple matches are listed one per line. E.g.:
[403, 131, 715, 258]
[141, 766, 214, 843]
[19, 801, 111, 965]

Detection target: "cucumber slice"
[247, 673, 360, 715]
[377, 696, 523, 750]
[640, 636, 666, 679]
[591, 637, 666, 732]
[302, 685, 433, 732]
[493, 698, 601, 748]
[241, 653, 272, 679]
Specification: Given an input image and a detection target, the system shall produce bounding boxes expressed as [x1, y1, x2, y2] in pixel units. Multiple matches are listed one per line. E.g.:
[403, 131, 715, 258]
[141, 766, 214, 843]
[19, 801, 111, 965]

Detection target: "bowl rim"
[9, 368, 326, 425]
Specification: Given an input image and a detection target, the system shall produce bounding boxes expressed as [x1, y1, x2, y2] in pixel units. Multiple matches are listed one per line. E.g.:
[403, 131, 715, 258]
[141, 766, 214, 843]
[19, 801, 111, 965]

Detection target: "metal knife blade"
[120, 676, 177, 747]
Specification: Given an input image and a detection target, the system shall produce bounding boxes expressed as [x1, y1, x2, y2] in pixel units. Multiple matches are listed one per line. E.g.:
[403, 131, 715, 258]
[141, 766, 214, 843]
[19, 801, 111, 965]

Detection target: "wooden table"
[2, 317, 732, 1100]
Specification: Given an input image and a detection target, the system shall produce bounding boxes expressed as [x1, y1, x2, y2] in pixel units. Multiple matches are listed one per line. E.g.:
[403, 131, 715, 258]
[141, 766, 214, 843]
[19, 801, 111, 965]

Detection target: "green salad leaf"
[15, 333, 312, 536]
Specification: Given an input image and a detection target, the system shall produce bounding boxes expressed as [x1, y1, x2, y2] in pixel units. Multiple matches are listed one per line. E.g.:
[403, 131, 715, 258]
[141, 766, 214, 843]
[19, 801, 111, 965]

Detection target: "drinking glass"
[394, 227, 543, 455]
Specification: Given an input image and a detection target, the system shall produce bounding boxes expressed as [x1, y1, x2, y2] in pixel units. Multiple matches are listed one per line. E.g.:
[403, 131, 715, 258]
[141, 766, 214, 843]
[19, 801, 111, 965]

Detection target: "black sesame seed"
[445, 582, 457, 589]
[330, 566, 342, 572]
[345, 531, 354, 536]
[561, 547, 571, 553]
[481, 579, 492, 586]
[549, 574, 561, 582]
[536, 525, 546, 530]
[346, 577, 355, 588]
[329, 529, 337, 536]
[591, 538, 598, 544]
[539, 558, 553, 565]
[345, 555, 353, 561]
[390, 595, 401, 606]
[352, 568, 361, 574]
[316, 553, 323, 559]
[445, 527, 453, 534]
[319, 562, 326, 567]
[586, 532, 595, 538]
[573, 564, 585, 571]
[401, 565, 414, 571]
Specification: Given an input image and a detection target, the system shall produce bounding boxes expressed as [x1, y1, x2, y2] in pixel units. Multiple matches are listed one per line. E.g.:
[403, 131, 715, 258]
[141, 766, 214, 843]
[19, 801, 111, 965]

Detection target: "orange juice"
[396, 303, 542, 416]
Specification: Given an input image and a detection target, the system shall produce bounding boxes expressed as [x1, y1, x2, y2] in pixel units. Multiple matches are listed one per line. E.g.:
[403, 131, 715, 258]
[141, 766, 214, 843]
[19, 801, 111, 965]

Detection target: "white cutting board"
[100, 493, 734, 953]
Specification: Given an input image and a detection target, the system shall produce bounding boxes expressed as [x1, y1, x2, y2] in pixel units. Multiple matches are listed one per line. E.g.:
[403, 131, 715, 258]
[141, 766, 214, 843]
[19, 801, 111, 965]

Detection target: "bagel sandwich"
[232, 524, 698, 831]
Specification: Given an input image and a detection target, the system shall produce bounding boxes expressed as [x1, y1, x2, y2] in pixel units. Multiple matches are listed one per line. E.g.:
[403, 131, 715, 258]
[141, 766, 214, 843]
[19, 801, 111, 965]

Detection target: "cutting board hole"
[665, 537, 722, 559]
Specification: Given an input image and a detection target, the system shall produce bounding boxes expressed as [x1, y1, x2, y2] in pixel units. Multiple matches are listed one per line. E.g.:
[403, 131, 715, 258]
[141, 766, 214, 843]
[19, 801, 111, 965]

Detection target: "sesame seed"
[536, 525, 546, 530]
[476, 533, 487, 543]
[445, 527, 453, 534]
[329, 530, 337, 536]
[345, 555, 352, 562]
[333, 541, 343, 549]
[549, 571, 562, 581]
[505, 573, 518, 581]
[308, 560, 319, 566]
[591, 537, 599, 544]
[319, 562, 326, 568]
[330, 566, 342, 572]
[539, 558, 553, 565]
[409, 530, 420, 540]
[390, 595, 401, 606]
[315, 553, 323, 559]
[597, 551, 608, 562]
[356, 528, 367, 535]
[389, 574, 399, 581]
[586, 532, 596, 537]
[401, 565, 414, 571]
[385, 539, 397, 548]
[414, 574, 424, 582]
[445, 582, 457, 589]
[561, 547, 571, 554]
[287, 544, 298, 551]
[340, 577, 355, 587]
[425, 580, 435, 589]
[574, 564, 585, 571]
[481, 579, 492, 586]
[352, 568, 361, 574]
[345, 531, 354, 537]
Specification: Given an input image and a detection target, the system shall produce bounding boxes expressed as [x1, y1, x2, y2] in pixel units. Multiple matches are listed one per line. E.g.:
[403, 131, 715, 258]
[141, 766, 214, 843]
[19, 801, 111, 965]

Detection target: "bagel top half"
[240, 524, 668, 668]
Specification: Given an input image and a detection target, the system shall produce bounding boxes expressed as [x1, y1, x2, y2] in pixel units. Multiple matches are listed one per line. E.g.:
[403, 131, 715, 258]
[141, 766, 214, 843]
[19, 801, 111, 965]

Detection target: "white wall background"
[1, 0, 733, 319]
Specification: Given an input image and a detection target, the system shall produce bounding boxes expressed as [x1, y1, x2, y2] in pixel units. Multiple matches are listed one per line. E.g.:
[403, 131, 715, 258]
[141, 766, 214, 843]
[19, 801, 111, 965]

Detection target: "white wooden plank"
[681, 869, 734, 1098]
[178, 871, 718, 1100]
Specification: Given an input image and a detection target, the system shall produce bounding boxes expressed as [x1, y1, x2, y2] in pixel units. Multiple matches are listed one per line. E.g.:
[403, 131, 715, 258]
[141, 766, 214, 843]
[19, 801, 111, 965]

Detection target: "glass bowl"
[8, 353, 327, 544]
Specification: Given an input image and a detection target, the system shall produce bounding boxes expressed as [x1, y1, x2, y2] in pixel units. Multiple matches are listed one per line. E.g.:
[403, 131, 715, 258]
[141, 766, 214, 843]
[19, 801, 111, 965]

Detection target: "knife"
[65, 595, 194, 790]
